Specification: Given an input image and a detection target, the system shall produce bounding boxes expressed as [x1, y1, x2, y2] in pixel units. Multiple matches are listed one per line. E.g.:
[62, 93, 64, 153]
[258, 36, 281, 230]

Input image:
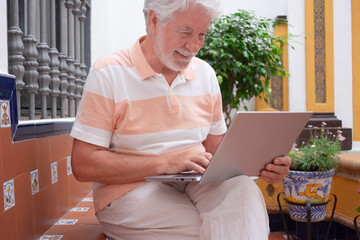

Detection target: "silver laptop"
[144, 111, 312, 185]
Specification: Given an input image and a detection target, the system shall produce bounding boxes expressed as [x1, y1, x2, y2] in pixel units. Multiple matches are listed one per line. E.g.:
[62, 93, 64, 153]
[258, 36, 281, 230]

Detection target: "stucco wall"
[91, 0, 288, 65]
[287, 0, 307, 112]
[334, 0, 353, 129]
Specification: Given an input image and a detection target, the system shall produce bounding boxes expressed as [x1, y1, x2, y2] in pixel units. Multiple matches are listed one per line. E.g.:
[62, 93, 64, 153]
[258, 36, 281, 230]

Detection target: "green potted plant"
[197, 9, 289, 126]
[283, 122, 345, 222]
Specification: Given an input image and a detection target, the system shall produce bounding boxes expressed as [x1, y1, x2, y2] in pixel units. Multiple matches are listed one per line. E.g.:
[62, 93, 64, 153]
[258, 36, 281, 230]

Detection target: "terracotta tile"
[1, 128, 37, 180]
[14, 172, 35, 240]
[67, 175, 92, 209]
[0, 130, 3, 214]
[36, 137, 51, 162]
[0, 207, 17, 239]
[46, 224, 105, 240]
[50, 134, 72, 162]
[32, 183, 60, 239]
[68, 137, 74, 156]
[37, 161, 51, 192]
[61, 210, 86, 220]
[57, 158, 69, 216]
[36, 138, 52, 191]
[0, 129, 3, 175]
[97, 233, 108, 240]
[77, 208, 99, 225]
[0, 180, 3, 214]
[269, 232, 288, 239]
[0, 126, 10, 144]
[76, 200, 94, 208]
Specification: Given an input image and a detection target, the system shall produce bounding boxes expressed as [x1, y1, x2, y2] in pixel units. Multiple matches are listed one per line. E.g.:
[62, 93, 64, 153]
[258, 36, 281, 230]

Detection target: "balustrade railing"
[7, 0, 90, 120]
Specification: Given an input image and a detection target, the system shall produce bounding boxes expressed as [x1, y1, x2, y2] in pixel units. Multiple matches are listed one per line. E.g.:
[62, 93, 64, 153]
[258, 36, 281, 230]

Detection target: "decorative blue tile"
[12, 119, 74, 142]
[81, 197, 93, 202]
[30, 169, 39, 195]
[3, 179, 15, 211]
[1, 71, 75, 142]
[67, 156, 72, 176]
[51, 162, 58, 184]
[0, 74, 18, 138]
[38, 235, 63, 240]
[70, 207, 89, 212]
[0, 100, 11, 127]
[55, 219, 78, 225]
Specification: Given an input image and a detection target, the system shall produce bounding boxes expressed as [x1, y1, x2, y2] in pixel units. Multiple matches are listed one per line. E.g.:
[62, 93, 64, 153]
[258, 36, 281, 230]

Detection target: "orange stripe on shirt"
[212, 92, 224, 122]
[113, 94, 214, 135]
[77, 91, 115, 132]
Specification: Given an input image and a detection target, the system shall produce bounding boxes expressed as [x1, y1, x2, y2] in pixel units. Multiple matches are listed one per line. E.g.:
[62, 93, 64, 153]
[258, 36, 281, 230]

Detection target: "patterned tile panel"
[3, 179, 15, 211]
[30, 169, 39, 195]
[0, 100, 11, 128]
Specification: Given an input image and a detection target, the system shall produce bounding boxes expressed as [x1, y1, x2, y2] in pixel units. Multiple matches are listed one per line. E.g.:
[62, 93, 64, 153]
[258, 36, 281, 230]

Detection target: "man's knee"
[223, 175, 260, 193]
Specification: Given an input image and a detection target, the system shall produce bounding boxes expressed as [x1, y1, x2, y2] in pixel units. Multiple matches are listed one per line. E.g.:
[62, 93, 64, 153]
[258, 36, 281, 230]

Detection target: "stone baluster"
[8, 0, 25, 119]
[73, 0, 82, 114]
[23, 0, 39, 120]
[79, 0, 88, 96]
[37, 0, 51, 119]
[59, 0, 69, 118]
[49, 0, 61, 118]
[65, 0, 76, 117]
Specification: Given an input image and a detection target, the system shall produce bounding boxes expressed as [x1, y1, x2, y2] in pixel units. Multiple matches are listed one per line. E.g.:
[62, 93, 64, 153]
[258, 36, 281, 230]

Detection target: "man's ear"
[148, 10, 159, 34]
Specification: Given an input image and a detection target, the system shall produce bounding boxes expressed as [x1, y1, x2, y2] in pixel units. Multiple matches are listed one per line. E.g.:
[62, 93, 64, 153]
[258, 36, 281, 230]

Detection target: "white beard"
[153, 34, 197, 71]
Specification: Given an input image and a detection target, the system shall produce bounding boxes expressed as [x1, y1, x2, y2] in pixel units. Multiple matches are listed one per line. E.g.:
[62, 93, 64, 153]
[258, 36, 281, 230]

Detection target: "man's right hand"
[163, 151, 212, 175]
[71, 139, 212, 184]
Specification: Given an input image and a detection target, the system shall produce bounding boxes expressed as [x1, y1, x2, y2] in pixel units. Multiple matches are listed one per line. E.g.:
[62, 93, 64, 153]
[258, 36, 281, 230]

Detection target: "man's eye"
[199, 33, 206, 39]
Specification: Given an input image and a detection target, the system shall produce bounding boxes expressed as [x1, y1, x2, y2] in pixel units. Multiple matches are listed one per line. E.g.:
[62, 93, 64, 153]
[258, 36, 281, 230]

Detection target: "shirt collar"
[130, 36, 196, 81]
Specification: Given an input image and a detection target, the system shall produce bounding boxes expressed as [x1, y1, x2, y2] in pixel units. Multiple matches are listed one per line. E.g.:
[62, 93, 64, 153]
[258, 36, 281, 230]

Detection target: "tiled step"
[269, 232, 291, 239]
[39, 192, 108, 240]
[295, 112, 352, 150]
[40, 192, 297, 240]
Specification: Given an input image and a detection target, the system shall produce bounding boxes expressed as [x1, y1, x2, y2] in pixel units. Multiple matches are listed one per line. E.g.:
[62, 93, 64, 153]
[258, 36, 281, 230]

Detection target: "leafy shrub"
[198, 9, 289, 125]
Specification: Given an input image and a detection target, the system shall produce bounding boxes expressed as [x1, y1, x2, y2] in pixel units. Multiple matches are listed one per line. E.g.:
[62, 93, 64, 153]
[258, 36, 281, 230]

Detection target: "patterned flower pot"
[282, 169, 335, 222]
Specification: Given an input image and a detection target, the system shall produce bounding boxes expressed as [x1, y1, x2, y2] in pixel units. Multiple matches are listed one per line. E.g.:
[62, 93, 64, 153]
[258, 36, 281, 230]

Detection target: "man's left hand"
[259, 156, 291, 184]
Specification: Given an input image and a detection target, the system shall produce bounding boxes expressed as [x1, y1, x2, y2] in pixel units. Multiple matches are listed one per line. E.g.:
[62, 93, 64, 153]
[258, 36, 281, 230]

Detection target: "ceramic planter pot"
[282, 169, 335, 222]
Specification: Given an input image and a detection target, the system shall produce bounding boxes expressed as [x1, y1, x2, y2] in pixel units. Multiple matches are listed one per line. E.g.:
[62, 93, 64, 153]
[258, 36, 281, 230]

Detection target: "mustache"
[175, 48, 198, 57]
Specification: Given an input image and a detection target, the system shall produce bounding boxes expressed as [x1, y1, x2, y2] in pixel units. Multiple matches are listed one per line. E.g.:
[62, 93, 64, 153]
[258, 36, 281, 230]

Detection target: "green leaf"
[197, 9, 295, 123]
[217, 75, 223, 84]
[356, 206, 360, 213]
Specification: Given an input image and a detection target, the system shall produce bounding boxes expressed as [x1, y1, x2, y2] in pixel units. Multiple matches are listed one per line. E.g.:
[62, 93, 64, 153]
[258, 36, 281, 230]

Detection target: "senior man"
[70, 0, 291, 239]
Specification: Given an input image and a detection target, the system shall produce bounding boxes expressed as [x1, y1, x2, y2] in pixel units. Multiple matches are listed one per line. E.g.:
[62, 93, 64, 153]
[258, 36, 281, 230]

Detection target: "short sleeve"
[70, 67, 115, 148]
[208, 68, 227, 135]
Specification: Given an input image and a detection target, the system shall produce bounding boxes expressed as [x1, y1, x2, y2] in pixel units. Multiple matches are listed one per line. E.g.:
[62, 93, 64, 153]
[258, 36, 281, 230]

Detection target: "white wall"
[334, 0, 353, 129]
[221, 0, 287, 18]
[91, 0, 146, 64]
[0, 0, 8, 74]
[287, 0, 307, 112]
[91, 0, 288, 65]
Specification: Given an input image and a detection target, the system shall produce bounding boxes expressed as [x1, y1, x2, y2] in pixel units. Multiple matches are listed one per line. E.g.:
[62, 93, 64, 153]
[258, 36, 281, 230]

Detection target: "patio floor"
[38, 191, 288, 239]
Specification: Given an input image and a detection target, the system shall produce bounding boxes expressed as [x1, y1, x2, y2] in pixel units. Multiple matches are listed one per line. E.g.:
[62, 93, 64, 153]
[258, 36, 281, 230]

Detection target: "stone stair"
[295, 112, 352, 150]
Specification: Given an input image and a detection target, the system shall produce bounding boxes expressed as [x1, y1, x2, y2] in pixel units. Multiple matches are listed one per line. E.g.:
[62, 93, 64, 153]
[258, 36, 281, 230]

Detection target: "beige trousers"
[96, 175, 269, 240]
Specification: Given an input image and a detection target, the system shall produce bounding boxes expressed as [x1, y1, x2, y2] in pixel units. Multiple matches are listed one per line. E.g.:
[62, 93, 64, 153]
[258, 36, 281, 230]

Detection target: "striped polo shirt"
[70, 36, 227, 212]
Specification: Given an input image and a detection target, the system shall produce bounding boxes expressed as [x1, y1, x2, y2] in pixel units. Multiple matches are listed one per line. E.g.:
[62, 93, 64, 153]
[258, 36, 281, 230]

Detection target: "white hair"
[143, 0, 222, 33]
